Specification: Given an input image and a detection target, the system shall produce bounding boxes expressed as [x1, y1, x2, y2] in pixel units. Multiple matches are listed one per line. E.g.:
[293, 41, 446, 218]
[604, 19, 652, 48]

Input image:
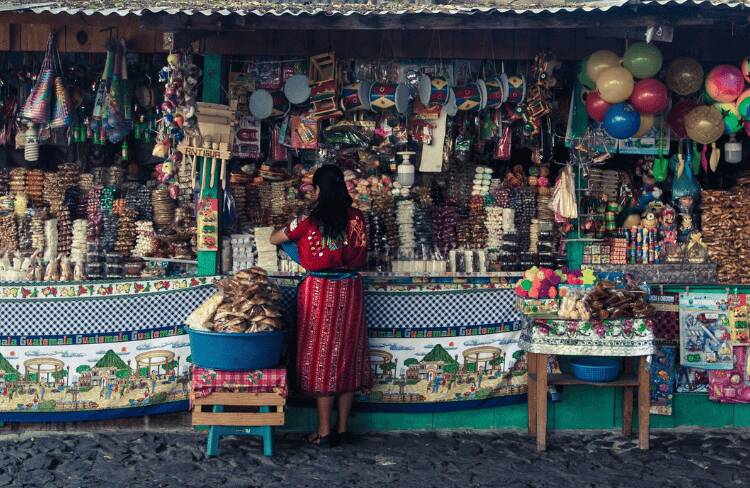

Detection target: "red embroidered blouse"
[285, 208, 368, 272]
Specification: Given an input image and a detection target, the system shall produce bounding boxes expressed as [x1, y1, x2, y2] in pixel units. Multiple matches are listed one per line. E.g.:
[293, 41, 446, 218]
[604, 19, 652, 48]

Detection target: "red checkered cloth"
[192, 367, 288, 401]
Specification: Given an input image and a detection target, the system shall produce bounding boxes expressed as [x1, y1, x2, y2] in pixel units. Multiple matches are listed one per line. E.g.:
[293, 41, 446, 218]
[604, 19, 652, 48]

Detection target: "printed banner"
[677, 367, 709, 393]
[709, 346, 750, 403]
[650, 345, 677, 415]
[0, 277, 220, 422]
[679, 293, 733, 370]
[276, 280, 528, 409]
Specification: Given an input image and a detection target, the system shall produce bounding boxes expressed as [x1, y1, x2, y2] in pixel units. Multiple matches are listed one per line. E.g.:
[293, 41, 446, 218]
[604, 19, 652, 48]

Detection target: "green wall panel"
[280, 393, 750, 432]
[731, 404, 750, 426]
[553, 386, 616, 429]
[673, 394, 734, 427]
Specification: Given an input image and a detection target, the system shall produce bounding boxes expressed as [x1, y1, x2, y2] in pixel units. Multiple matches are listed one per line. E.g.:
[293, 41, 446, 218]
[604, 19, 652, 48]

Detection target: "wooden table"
[519, 317, 656, 452]
[527, 353, 650, 451]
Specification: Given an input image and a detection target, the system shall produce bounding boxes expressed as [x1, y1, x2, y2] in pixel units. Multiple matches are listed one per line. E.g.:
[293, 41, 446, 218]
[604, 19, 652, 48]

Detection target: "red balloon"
[630, 78, 669, 114]
[667, 98, 698, 139]
[585, 90, 612, 122]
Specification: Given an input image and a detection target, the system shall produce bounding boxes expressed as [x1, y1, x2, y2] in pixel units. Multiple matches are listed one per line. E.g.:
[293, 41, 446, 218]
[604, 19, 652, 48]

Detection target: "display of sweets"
[395, 198, 416, 256]
[472, 166, 493, 196]
[484, 206, 504, 250]
[231, 232, 257, 273]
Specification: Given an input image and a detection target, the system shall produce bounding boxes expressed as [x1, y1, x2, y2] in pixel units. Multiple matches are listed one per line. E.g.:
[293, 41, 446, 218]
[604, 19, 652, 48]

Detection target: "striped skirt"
[296, 275, 371, 395]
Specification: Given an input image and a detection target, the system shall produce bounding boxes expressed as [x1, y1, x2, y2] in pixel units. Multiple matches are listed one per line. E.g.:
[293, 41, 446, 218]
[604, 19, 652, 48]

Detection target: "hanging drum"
[283, 74, 311, 106]
[453, 83, 483, 112]
[485, 74, 509, 109]
[370, 82, 411, 114]
[249, 89, 274, 120]
[418, 74, 450, 107]
[506, 74, 527, 105]
[341, 80, 372, 111]
[270, 91, 290, 118]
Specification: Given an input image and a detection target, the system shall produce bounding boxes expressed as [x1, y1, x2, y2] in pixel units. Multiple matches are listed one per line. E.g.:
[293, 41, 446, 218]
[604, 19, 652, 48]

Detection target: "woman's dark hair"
[310, 164, 353, 239]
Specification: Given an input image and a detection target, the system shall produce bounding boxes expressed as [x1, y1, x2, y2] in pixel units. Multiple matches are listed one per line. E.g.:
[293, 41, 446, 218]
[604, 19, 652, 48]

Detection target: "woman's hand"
[270, 228, 290, 246]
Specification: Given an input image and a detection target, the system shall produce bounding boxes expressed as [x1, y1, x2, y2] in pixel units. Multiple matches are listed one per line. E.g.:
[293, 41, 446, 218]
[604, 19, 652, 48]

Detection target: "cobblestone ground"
[0, 429, 748, 487]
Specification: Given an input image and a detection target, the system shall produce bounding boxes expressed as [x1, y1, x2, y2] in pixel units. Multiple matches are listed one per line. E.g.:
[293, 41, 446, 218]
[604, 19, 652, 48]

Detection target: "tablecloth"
[519, 318, 656, 356]
[192, 367, 288, 400]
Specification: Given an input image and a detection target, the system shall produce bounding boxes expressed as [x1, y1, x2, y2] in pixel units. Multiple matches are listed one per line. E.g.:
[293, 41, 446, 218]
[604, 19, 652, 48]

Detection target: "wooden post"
[527, 352, 537, 437]
[196, 53, 222, 277]
[535, 353, 548, 451]
[622, 357, 633, 437]
[638, 355, 650, 450]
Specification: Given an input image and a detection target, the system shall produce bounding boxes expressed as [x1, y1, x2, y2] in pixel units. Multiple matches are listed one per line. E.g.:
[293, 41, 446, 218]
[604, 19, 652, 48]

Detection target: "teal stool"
[193, 392, 285, 457]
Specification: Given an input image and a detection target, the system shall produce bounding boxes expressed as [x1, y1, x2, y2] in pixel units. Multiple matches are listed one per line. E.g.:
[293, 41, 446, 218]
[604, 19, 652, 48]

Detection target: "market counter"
[272, 272, 528, 412]
[0, 272, 527, 422]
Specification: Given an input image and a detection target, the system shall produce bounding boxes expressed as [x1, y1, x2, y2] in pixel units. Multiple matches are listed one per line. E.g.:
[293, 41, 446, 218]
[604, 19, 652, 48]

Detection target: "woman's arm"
[269, 228, 290, 246]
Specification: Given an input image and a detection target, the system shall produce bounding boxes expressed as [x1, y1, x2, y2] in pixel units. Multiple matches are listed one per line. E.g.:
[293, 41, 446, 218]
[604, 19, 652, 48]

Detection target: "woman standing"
[270, 164, 371, 446]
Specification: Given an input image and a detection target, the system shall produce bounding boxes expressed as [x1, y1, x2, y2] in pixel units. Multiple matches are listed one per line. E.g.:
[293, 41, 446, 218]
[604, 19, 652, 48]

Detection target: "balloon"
[705, 64, 745, 103]
[630, 78, 669, 114]
[666, 57, 704, 96]
[742, 57, 750, 84]
[667, 98, 698, 139]
[735, 88, 750, 119]
[585, 90, 611, 122]
[603, 103, 641, 139]
[597, 67, 635, 103]
[622, 42, 663, 79]
[578, 57, 596, 89]
[586, 50, 620, 83]
[714, 102, 742, 134]
[685, 105, 724, 144]
[633, 113, 655, 138]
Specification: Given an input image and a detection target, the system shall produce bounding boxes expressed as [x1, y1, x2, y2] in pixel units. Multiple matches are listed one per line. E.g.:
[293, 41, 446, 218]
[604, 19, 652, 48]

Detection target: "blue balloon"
[603, 103, 641, 139]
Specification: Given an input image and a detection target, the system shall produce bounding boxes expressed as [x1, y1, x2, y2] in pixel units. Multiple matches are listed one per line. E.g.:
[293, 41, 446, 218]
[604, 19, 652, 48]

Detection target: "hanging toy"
[709, 142, 720, 172]
[24, 123, 39, 162]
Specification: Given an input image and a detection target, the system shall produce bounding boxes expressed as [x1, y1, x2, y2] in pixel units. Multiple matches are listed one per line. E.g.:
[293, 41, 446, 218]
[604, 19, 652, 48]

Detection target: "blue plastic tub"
[570, 357, 621, 383]
[187, 327, 284, 370]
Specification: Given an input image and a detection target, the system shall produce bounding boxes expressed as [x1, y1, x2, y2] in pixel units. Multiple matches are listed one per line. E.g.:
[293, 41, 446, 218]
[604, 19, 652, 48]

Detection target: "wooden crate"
[192, 392, 285, 427]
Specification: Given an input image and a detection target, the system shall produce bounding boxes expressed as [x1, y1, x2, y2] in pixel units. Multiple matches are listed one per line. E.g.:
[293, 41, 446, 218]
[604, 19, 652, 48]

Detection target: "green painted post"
[197, 53, 223, 277]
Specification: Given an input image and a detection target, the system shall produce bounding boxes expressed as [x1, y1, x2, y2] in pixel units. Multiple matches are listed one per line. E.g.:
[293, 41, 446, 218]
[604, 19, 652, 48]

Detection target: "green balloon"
[738, 98, 750, 119]
[724, 114, 741, 134]
[578, 57, 596, 89]
[623, 42, 663, 79]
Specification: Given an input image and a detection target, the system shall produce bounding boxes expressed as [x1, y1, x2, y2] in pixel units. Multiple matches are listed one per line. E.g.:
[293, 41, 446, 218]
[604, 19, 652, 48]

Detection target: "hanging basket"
[20, 67, 53, 124]
[50, 76, 72, 129]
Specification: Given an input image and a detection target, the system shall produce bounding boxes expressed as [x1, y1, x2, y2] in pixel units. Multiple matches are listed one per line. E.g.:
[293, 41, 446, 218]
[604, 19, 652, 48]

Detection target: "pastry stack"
[152, 188, 176, 229]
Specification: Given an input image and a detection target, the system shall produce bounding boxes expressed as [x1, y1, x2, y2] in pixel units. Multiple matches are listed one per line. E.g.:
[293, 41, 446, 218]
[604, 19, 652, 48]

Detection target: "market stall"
[1, 0, 750, 432]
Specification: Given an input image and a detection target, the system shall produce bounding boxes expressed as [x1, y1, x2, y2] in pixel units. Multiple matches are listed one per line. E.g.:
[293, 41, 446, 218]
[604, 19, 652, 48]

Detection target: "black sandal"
[306, 432, 340, 448]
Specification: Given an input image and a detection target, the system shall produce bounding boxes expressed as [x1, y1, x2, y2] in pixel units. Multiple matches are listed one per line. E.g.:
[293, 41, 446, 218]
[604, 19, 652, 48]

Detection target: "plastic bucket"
[187, 327, 285, 370]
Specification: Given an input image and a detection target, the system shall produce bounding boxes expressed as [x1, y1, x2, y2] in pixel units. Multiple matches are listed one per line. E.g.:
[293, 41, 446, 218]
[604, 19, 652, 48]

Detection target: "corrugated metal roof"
[0, 0, 746, 17]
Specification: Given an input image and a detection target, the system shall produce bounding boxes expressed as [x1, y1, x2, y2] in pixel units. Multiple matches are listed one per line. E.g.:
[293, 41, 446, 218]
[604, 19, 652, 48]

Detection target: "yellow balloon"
[596, 67, 635, 103]
[685, 105, 724, 144]
[634, 114, 655, 138]
[586, 50, 620, 83]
